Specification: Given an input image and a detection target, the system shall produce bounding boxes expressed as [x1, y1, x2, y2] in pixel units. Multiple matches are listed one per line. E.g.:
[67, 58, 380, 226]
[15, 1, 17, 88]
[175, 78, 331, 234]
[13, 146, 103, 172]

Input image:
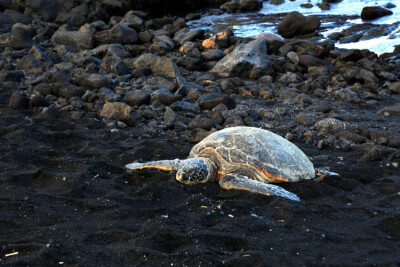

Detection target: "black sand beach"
[1, 0, 400, 265]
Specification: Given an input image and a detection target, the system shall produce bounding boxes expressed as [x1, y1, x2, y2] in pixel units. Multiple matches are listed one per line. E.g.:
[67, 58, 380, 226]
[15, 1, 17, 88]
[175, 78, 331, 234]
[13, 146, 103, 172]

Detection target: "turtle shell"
[189, 126, 315, 182]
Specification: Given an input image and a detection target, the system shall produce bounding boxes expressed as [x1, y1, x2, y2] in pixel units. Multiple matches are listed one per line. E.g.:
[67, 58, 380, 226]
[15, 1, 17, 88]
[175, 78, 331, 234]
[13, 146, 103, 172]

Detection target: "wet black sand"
[1, 86, 400, 265]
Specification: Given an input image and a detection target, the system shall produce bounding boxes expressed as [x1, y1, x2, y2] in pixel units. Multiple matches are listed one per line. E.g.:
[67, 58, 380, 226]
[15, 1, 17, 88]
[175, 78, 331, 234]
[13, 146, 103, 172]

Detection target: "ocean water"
[188, 0, 400, 55]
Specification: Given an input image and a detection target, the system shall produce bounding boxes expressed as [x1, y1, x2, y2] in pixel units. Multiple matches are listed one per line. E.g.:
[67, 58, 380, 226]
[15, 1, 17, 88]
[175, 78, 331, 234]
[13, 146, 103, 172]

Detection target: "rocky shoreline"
[1, 0, 400, 265]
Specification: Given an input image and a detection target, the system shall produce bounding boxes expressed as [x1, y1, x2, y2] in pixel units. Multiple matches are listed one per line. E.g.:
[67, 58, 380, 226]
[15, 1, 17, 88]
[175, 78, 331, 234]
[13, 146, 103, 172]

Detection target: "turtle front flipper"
[126, 159, 180, 172]
[219, 174, 301, 201]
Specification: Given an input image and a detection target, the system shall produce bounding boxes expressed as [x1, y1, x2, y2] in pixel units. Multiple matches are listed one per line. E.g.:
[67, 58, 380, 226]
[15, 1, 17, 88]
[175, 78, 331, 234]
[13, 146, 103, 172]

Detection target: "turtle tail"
[125, 159, 180, 172]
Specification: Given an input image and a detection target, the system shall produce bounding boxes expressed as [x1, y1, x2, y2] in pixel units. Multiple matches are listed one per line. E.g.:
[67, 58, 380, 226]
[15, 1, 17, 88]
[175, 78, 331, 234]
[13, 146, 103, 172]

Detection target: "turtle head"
[176, 158, 216, 184]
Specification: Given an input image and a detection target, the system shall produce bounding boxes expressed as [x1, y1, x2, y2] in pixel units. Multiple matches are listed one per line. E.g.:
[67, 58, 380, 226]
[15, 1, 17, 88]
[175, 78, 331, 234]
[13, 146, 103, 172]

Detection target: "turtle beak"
[176, 173, 183, 182]
[176, 173, 197, 184]
[177, 172, 189, 183]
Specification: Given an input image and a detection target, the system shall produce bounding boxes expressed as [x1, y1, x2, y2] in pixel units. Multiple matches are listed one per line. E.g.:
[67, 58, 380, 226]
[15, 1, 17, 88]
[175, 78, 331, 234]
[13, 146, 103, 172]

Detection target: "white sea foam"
[188, 0, 400, 55]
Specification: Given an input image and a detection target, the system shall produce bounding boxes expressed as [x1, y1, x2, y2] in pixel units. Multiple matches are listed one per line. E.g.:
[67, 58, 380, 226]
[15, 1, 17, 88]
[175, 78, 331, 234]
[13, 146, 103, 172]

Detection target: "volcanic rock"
[315, 118, 357, 132]
[202, 32, 230, 49]
[170, 100, 201, 113]
[16, 55, 44, 74]
[99, 102, 138, 126]
[361, 6, 393, 20]
[163, 106, 177, 127]
[123, 91, 151, 107]
[151, 88, 181, 105]
[132, 53, 159, 69]
[138, 31, 155, 43]
[100, 55, 130, 75]
[299, 55, 326, 67]
[95, 24, 138, 45]
[277, 11, 321, 38]
[82, 90, 97, 103]
[33, 83, 54, 96]
[120, 14, 144, 30]
[179, 42, 202, 58]
[51, 28, 95, 50]
[0, 70, 24, 82]
[188, 115, 215, 130]
[174, 28, 204, 43]
[77, 74, 110, 90]
[220, 0, 263, 13]
[9, 93, 29, 109]
[30, 94, 50, 107]
[150, 56, 182, 79]
[54, 83, 85, 99]
[98, 87, 121, 102]
[211, 39, 269, 77]
[3, 9, 32, 24]
[202, 50, 225, 61]
[333, 88, 359, 103]
[389, 82, 400, 93]
[376, 106, 400, 116]
[198, 94, 236, 110]
[55, 12, 86, 27]
[25, 0, 64, 22]
[8, 23, 36, 49]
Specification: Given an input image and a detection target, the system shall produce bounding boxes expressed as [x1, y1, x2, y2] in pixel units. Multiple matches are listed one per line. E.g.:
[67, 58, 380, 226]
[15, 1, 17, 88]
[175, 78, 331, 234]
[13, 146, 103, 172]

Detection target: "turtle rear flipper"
[315, 168, 339, 177]
[314, 169, 339, 182]
[219, 174, 301, 201]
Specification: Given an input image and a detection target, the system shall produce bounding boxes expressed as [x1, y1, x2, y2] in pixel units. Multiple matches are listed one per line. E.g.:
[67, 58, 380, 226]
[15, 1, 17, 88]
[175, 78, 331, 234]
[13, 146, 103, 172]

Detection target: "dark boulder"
[198, 94, 236, 110]
[151, 88, 181, 105]
[25, 0, 64, 21]
[123, 91, 151, 107]
[220, 0, 263, 13]
[16, 55, 44, 74]
[76, 74, 110, 90]
[132, 53, 158, 69]
[361, 6, 393, 20]
[202, 49, 225, 61]
[3, 9, 32, 24]
[100, 55, 130, 75]
[339, 49, 364, 61]
[99, 102, 138, 126]
[9, 93, 29, 109]
[174, 28, 204, 44]
[0, 70, 24, 82]
[211, 39, 269, 77]
[0, 0, 12, 10]
[55, 12, 86, 27]
[188, 115, 215, 130]
[150, 56, 182, 79]
[277, 11, 320, 38]
[8, 23, 36, 49]
[95, 24, 138, 45]
[33, 83, 54, 96]
[385, 3, 396, 9]
[54, 82, 85, 99]
[30, 94, 50, 107]
[389, 82, 400, 93]
[122, 0, 228, 16]
[299, 55, 325, 67]
[51, 28, 95, 50]
[101, 0, 127, 16]
[202, 31, 230, 50]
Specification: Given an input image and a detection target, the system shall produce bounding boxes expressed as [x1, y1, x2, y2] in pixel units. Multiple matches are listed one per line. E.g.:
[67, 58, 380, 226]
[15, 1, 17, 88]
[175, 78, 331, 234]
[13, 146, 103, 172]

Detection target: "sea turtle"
[126, 126, 338, 201]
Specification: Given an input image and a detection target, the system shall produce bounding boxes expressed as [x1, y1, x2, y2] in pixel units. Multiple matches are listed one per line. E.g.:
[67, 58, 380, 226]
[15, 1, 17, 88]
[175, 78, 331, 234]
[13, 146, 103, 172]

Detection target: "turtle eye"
[181, 173, 190, 182]
[177, 172, 191, 183]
